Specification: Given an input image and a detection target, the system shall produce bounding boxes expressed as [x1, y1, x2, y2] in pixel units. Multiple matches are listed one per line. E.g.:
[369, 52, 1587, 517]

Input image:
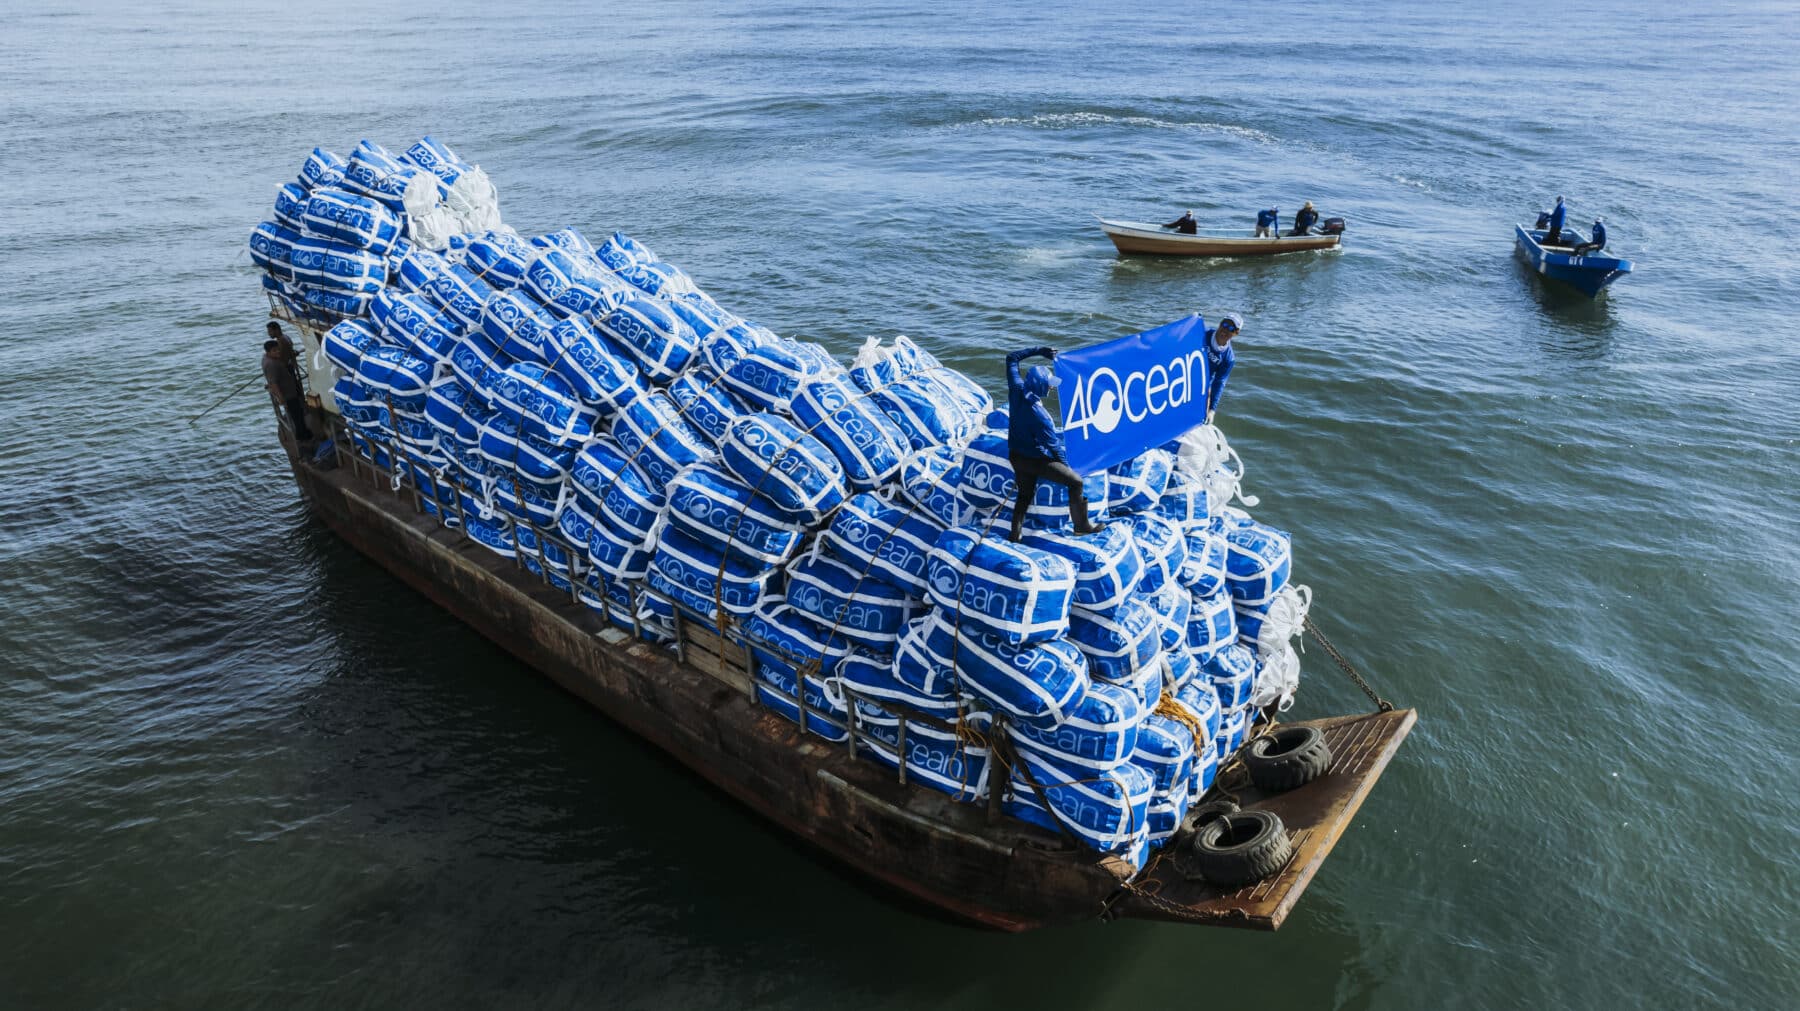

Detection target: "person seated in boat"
[1004, 346, 1098, 542]
[1203, 313, 1241, 423]
[1255, 206, 1279, 238]
[1542, 195, 1567, 246]
[1289, 202, 1320, 236]
[1572, 217, 1607, 256]
[1163, 210, 1198, 235]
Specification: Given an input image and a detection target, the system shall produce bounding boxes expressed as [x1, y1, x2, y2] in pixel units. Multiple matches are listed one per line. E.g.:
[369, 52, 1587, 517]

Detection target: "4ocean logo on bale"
[1053, 314, 1213, 475]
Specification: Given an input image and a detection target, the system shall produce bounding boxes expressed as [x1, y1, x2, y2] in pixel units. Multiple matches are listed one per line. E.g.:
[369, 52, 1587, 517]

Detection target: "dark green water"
[2, 2, 1797, 1007]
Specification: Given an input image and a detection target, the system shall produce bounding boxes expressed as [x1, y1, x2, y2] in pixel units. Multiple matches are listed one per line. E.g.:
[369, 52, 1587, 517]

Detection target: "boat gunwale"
[1096, 217, 1341, 243]
[1513, 223, 1633, 273]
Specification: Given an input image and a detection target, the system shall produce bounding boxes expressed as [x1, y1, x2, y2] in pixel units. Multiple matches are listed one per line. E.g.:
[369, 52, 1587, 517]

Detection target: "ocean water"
[2, 1, 1797, 1007]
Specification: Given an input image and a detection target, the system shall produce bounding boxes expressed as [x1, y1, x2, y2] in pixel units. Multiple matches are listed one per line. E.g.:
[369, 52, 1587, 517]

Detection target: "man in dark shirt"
[1290, 202, 1320, 236]
[1163, 210, 1198, 235]
[1005, 346, 1098, 542]
[263, 334, 313, 441]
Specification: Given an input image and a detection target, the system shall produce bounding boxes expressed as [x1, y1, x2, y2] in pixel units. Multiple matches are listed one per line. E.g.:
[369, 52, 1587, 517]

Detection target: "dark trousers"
[1544, 227, 1562, 246]
[284, 396, 314, 441]
[1009, 455, 1093, 541]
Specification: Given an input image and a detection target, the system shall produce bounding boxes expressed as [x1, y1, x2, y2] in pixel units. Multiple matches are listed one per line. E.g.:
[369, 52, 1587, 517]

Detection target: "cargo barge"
[268, 313, 1415, 931]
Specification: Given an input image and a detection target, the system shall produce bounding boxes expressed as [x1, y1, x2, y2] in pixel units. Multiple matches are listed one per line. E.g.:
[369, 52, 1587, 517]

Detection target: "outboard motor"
[1320, 217, 1347, 235]
[1535, 210, 1553, 229]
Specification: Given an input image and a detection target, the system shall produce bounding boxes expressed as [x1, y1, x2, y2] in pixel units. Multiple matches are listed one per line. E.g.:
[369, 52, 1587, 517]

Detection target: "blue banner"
[1053, 314, 1211, 475]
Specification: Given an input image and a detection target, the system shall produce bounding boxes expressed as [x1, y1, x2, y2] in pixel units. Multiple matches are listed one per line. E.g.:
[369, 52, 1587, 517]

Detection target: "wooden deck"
[279, 416, 1414, 930]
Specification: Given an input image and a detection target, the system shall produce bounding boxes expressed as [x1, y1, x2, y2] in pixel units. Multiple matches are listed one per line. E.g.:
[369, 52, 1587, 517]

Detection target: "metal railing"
[313, 409, 1011, 811]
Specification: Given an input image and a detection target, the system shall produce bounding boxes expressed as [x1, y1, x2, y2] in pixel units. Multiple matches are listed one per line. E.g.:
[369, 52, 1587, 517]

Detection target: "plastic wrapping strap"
[1225, 442, 1259, 508]
[477, 474, 499, 518]
[1000, 733, 1117, 851]
[938, 506, 1011, 711]
[377, 393, 407, 491]
[550, 472, 572, 524]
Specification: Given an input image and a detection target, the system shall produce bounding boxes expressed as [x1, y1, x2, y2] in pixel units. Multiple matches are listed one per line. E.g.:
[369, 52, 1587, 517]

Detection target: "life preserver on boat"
[1189, 809, 1293, 886]
[1242, 725, 1333, 792]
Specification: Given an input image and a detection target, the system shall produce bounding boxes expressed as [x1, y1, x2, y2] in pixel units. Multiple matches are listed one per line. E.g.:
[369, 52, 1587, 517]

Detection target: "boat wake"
[958, 111, 1276, 144]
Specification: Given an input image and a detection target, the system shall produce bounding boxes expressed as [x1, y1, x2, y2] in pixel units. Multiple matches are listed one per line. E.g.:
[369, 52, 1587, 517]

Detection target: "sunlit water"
[2, 2, 1797, 1007]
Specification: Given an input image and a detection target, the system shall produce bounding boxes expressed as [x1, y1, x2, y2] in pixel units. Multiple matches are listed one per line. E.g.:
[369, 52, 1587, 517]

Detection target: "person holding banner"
[1204, 313, 1240, 423]
[1005, 346, 1099, 542]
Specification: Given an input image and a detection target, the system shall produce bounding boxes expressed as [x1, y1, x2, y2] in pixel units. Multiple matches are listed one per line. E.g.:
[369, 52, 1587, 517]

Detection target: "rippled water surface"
[3, 1, 1797, 1008]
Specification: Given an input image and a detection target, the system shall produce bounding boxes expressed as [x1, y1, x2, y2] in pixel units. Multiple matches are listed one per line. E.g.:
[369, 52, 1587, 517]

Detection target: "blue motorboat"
[1514, 223, 1632, 297]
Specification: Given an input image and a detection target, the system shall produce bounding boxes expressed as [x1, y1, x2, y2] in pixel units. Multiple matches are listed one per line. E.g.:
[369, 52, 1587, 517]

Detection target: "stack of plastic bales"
[253, 137, 500, 326]
[250, 138, 1315, 875]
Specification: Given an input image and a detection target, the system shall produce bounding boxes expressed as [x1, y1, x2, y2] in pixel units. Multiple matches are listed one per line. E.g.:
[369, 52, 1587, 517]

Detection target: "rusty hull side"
[288, 448, 1125, 931]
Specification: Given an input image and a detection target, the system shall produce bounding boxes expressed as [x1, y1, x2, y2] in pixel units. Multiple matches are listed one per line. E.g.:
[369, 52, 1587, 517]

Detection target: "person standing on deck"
[1543, 195, 1567, 246]
[1255, 206, 1280, 238]
[1004, 346, 1098, 542]
[1289, 202, 1320, 236]
[1163, 210, 1198, 235]
[1203, 313, 1242, 424]
[263, 334, 313, 442]
[265, 320, 305, 399]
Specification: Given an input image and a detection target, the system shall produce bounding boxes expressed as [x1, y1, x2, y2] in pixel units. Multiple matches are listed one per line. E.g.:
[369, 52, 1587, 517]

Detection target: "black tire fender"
[1189, 799, 1239, 833]
[1191, 809, 1293, 887]
[1243, 725, 1332, 793]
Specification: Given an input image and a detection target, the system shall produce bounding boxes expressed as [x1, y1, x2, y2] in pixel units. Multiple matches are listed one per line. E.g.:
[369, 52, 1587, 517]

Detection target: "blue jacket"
[1006, 346, 1064, 461]
[1203, 329, 1235, 416]
[1256, 207, 1279, 228]
[1546, 200, 1566, 237]
[1591, 220, 1607, 250]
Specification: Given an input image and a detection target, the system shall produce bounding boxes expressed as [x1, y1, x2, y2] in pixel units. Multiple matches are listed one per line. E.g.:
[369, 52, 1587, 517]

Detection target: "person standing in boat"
[263, 326, 313, 442]
[1004, 346, 1098, 542]
[1289, 202, 1320, 236]
[1255, 206, 1280, 238]
[1203, 313, 1241, 424]
[1163, 210, 1199, 235]
[1573, 217, 1607, 256]
[1542, 195, 1567, 246]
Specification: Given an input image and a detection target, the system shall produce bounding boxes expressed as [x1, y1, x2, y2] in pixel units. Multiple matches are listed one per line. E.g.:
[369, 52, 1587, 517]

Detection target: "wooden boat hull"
[276, 416, 1413, 931]
[1098, 218, 1341, 257]
[1514, 224, 1632, 296]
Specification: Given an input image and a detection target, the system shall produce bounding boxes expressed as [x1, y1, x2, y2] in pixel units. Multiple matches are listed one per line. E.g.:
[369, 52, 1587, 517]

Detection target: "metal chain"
[1302, 616, 1394, 713]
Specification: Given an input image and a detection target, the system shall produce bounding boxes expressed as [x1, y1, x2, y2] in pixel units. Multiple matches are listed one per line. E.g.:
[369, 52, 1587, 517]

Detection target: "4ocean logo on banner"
[1053, 314, 1213, 475]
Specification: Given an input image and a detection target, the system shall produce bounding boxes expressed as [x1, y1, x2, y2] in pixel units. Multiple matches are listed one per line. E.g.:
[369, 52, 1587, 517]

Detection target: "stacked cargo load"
[250, 138, 1315, 872]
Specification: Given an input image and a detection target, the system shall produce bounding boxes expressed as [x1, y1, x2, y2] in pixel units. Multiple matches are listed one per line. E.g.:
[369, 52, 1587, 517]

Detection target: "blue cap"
[1025, 365, 1058, 396]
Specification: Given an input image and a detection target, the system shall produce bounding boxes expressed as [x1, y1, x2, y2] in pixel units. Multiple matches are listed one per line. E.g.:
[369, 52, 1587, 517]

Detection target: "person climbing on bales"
[1004, 346, 1098, 542]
